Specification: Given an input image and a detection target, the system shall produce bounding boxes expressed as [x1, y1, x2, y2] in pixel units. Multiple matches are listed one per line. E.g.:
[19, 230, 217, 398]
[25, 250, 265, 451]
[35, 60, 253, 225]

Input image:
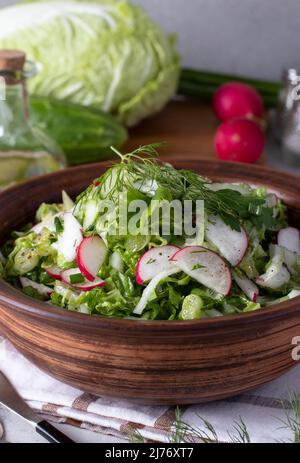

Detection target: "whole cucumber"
[178, 68, 280, 108]
[30, 96, 128, 166]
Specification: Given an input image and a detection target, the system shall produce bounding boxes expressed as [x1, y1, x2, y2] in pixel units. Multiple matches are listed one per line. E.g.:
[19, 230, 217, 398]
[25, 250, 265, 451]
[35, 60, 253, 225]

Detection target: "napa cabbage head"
[0, 0, 180, 126]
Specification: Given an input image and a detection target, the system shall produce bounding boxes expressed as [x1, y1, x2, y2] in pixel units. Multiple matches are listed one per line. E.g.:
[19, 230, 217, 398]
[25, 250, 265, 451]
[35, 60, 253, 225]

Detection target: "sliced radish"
[282, 247, 299, 275]
[133, 268, 180, 315]
[136, 245, 180, 285]
[61, 268, 105, 291]
[31, 212, 63, 234]
[232, 270, 259, 302]
[52, 212, 83, 262]
[61, 268, 83, 285]
[44, 265, 62, 280]
[205, 215, 248, 266]
[72, 278, 105, 291]
[171, 246, 232, 296]
[20, 277, 52, 298]
[256, 245, 290, 289]
[278, 227, 300, 255]
[77, 236, 107, 281]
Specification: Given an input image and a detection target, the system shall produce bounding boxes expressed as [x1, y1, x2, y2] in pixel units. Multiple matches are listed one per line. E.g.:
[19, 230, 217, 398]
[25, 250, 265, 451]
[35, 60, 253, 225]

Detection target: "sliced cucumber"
[179, 294, 203, 320]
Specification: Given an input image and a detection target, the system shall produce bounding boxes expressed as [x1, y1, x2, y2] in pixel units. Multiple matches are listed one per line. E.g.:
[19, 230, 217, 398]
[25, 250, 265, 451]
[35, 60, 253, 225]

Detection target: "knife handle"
[36, 420, 74, 443]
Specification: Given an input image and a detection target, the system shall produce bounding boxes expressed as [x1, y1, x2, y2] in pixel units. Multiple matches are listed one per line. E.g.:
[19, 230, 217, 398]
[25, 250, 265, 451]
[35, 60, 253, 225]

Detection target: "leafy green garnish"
[192, 263, 206, 270]
[79, 144, 275, 233]
[54, 216, 64, 234]
[70, 273, 85, 284]
[22, 286, 45, 301]
[251, 207, 277, 229]
[1, 143, 297, 321]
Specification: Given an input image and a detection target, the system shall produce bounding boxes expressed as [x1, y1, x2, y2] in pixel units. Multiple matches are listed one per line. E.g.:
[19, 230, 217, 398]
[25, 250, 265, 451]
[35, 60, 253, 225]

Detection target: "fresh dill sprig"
[129, 407, 250, 444]
[170, 406, 188, 443]
[76, 143, 276, 232]
[129, 428, 146, 444]
[128, 393, 300, 444]
[277, 391, 300, 443]
[111, 143, 163, 160]
[169, 410, 220, 443]
[228, 418, 251, 444]
[96, 144, 162, 200]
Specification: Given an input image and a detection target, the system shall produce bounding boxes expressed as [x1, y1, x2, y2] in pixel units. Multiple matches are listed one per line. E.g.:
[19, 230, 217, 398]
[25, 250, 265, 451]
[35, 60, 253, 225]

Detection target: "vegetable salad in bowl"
[1, 145, 300, 320]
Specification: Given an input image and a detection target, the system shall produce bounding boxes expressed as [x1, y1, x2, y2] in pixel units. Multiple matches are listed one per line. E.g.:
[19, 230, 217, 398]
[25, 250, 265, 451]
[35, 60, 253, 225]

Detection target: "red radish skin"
[72, 278, 106, 291]
[61, 268, 82, 286]
[213, 82, 264, 122]
[136, 245, 180, 285]
[136, 270, 144, 285]
[44, 266, 62, 281]
[77, 236, 107, 282]
[232, 270, 259, 302]
[61, 268, 105, 291]
[214, 118, 265, 163]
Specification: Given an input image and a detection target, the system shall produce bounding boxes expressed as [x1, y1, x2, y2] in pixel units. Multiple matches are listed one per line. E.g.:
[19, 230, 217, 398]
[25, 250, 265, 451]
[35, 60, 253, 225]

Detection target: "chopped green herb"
[0, 143, 296, 321]
[192, 263, 205, 270]
[54, 216, 64, 234]
[70, 273, 85, 284]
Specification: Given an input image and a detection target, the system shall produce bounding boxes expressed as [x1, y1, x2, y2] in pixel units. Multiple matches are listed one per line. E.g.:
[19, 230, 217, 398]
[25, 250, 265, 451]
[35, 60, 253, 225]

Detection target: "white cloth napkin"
[0, 337, 299, 443]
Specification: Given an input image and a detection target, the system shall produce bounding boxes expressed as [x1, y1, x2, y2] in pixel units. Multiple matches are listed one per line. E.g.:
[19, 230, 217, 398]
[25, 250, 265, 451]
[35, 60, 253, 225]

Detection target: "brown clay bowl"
[0, 159, 300, 405]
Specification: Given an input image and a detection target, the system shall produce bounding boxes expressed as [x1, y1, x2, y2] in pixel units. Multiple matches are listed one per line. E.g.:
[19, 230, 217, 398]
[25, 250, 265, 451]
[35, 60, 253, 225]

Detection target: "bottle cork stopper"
[0, 49, 26, 71]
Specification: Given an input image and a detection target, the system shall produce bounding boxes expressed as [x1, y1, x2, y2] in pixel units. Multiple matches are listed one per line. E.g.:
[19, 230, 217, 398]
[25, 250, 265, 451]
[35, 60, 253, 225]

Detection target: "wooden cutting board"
[125, 99, 267, 164]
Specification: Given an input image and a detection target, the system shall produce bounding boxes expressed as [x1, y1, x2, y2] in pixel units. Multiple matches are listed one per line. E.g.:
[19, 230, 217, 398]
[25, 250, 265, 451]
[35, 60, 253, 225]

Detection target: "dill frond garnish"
[77, 144, 272, 231]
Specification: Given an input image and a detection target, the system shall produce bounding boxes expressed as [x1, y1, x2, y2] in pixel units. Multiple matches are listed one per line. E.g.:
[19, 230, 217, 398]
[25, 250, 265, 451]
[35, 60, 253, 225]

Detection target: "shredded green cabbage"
[2, 147, 299, 320]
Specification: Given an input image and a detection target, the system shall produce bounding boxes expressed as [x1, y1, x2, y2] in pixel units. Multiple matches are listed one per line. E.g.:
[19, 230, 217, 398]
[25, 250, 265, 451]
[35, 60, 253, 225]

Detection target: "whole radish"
[213, 82, 264, 121]
[214, 118, 265, 163]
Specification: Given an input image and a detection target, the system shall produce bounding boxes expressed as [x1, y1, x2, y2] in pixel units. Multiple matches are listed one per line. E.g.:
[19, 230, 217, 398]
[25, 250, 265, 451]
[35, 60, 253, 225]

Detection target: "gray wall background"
[0, 0, 299, 81]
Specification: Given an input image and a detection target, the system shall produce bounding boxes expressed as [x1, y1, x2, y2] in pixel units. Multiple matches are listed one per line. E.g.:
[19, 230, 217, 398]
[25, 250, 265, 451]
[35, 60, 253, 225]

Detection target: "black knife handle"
[36, 420, 74, 443]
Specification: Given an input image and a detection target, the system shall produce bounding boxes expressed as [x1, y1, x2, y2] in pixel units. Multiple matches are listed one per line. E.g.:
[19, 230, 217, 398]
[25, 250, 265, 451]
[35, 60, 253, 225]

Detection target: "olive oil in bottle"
[0, 49, 65, 189]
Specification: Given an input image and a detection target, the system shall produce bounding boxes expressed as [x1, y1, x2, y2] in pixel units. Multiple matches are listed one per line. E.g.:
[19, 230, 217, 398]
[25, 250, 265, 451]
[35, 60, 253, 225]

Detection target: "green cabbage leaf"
[0, 0, 180, 126]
